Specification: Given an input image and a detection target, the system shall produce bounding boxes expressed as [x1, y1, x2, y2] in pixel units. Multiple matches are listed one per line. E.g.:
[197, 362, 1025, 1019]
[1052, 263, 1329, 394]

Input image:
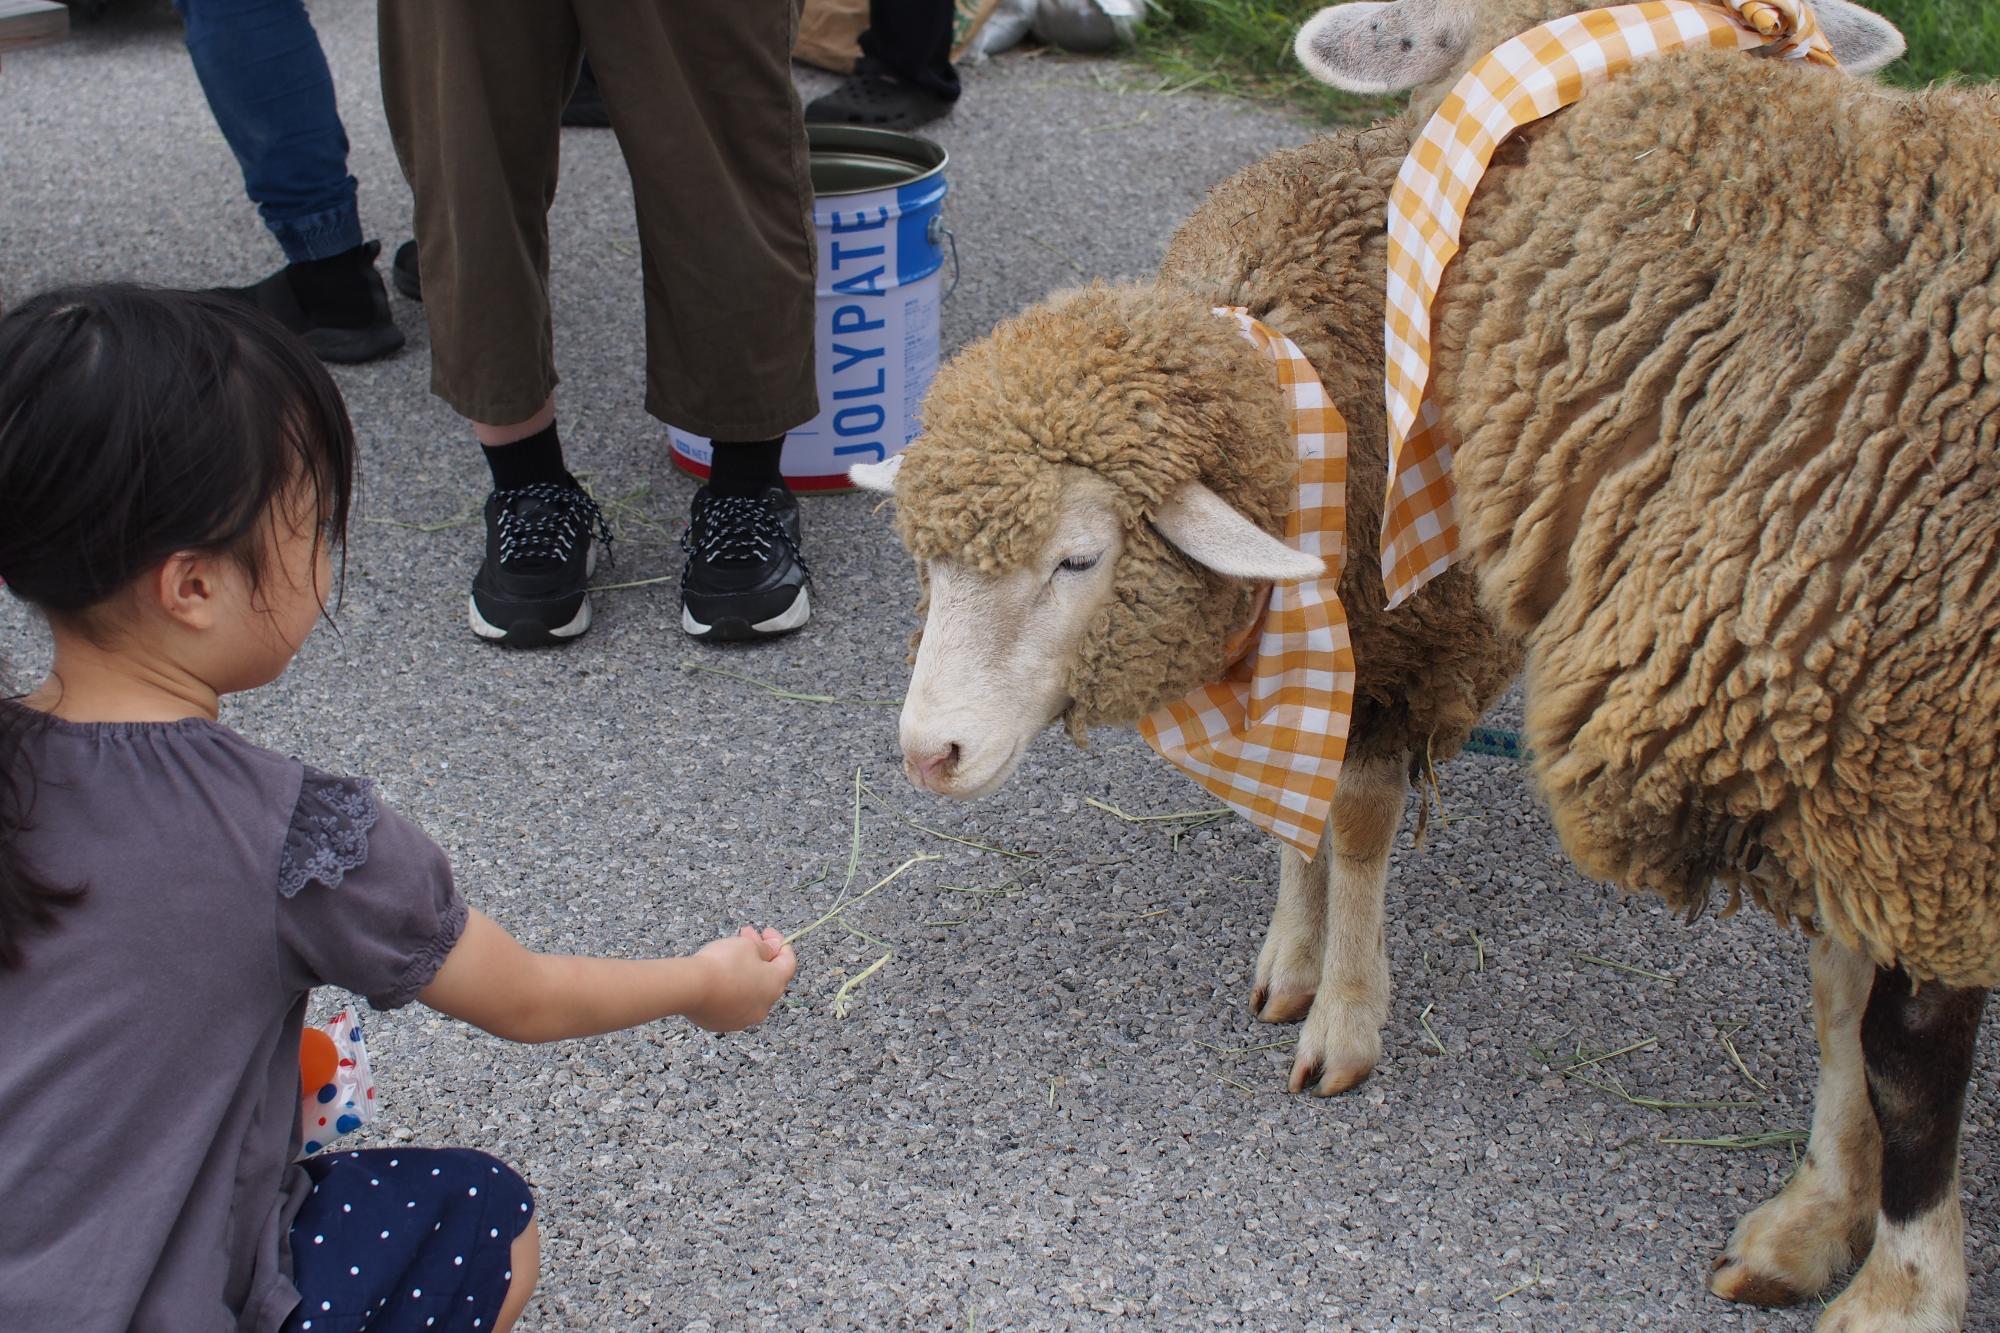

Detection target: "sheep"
[1290, 1, 1992, 1328]
[851, 115, 1524, 1100]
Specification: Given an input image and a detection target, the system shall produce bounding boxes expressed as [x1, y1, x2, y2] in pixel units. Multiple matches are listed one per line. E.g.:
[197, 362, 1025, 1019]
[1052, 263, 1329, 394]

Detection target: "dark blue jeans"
[177, 0, 363, 264]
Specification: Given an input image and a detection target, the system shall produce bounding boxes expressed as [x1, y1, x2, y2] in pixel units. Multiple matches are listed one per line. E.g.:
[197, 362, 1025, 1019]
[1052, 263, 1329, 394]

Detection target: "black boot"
[213, 240, 405, 364]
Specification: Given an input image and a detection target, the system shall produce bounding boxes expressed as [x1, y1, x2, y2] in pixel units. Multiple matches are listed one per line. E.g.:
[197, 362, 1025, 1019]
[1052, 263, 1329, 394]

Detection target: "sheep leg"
[1288, 749, 1406, 1097]
[1251, 844, 1326, 1023]
[1815, 968, 1985, 1333]
[1711, 936, 1881, 1306]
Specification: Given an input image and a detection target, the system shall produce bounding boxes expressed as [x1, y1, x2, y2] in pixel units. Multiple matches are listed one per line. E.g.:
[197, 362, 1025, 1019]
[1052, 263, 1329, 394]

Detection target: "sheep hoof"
[1287, 997, 1383, 1096]
[1288, 1056, 1373, 1097]
[1251, 926, 1321, 1026]
[1254, 986, 1316, 1024]
[1710, 1174, 1874, 1308]
[1708, 1257, 1805, 1308]
[1815, 1259, 1965, 1333]
[1812, 1205, 1966, 1333]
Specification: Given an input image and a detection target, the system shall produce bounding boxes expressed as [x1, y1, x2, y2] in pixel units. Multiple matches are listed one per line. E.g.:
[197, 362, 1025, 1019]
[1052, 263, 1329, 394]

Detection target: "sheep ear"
[848, 455, 903, 494]
[1809, 0, 1905, 75]
[1294, 1, 1470, 94]
[1154, 480, 1326, 583]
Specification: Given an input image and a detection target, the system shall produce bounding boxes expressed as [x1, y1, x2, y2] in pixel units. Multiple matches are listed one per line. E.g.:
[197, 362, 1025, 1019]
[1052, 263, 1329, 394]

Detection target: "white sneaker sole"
[468, 543, 599, 644]
[468, 594, 592, 643]
[681, 585, 812, 639]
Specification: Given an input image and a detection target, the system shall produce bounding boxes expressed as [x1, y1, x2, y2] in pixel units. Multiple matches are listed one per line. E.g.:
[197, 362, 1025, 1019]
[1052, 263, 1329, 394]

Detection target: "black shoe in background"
[804, 57, 954, 130]
[562, 57, 611, 128]
[469, 481, 612, 647]
[679, 485, 812, 642]
[391, 240, 422, 303]
[213, 240, 404, 364]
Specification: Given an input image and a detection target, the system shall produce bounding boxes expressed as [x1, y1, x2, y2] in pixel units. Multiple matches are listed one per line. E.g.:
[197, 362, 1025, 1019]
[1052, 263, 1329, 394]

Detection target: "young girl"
[0, 286, 798, 1332]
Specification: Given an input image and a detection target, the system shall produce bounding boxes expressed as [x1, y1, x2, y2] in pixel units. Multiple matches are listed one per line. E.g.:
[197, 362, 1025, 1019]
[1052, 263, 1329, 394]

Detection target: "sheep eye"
[1056, 554, 1101, 575]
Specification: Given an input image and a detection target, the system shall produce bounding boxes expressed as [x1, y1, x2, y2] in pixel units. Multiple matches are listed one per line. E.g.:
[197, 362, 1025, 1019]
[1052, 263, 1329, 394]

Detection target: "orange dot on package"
[299, 1026, 339, 1096]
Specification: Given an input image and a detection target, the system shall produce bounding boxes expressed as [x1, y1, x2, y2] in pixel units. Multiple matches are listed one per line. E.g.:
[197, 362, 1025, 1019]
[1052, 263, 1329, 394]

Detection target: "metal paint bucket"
[668, 124, 951, 493]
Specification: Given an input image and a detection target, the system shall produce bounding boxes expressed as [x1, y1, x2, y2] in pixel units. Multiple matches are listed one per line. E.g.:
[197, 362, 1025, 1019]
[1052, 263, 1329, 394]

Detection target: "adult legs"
[378, 0, 608, 647]
[805, 0, 962, 129]
[179, 0, 357, 261]
[575, 0, 816, 443]
[860, 0, 963, 102]
[178, 0, 400, 362]
[379, 0, 577, 428]
[579, 0, 818, 642]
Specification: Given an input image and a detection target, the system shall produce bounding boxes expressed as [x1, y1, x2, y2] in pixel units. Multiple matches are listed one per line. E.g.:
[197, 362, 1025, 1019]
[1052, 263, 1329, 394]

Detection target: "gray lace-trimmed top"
[0, 713, 468, 1333]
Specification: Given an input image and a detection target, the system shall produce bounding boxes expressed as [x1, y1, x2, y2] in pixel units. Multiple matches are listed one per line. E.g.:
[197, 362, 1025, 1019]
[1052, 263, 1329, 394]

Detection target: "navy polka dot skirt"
[284, 1147, 534, 1332]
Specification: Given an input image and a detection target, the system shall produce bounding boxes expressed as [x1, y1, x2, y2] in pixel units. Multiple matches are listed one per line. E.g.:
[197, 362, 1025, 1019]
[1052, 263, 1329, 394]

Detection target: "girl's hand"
[684, 927, 798, 1033]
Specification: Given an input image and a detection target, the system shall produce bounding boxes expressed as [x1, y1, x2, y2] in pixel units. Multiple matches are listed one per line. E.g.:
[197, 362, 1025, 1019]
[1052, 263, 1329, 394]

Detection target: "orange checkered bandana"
[1140, 310, 1355, 857]
[1378, 0, 1838, 607]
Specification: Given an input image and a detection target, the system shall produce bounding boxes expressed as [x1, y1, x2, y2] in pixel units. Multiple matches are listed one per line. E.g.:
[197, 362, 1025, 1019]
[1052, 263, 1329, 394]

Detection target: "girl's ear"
[153, 551, 224, 630]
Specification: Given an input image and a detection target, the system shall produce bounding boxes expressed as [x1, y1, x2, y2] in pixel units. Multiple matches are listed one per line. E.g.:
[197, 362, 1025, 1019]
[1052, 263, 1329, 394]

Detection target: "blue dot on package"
[297, 1007, 377, 1159]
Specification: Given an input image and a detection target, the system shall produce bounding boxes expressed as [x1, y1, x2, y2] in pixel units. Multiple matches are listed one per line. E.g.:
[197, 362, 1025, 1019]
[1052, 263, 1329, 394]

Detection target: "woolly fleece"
[893, 121, 1520, 768]
[1421, 52, 2000, 987]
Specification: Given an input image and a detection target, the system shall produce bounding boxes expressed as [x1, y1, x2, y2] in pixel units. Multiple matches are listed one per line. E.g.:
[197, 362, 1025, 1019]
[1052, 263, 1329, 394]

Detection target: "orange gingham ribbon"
[1139, 309, 1354, 857]
[1378, 0, 1837, 607]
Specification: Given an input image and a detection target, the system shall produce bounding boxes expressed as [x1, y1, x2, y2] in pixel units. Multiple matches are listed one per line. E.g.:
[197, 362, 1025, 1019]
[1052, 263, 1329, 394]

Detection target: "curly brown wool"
[1418, 52, 2000, 987]
[891, 120, 1521, 771]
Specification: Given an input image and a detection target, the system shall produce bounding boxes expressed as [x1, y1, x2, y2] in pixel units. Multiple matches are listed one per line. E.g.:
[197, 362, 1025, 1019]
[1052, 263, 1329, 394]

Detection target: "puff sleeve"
[274, 769, 468, 1009]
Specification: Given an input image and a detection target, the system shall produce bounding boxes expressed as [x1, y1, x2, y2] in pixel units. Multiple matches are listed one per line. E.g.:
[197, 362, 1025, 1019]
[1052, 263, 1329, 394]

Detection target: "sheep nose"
[908, 743, 962, 791]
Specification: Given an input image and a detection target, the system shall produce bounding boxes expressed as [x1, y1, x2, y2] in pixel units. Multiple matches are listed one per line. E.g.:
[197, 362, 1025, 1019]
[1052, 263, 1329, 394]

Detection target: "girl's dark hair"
[0, 284, 357, 968]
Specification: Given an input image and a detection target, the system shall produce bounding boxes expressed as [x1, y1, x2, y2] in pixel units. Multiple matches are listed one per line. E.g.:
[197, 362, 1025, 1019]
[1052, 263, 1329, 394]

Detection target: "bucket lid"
[808, 124, 947, 197]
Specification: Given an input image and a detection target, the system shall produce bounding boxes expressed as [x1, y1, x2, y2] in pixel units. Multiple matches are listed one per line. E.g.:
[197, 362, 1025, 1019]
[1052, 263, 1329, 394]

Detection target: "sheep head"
[853, 283, 1317, 800]
[1294, 0, 1906, 122]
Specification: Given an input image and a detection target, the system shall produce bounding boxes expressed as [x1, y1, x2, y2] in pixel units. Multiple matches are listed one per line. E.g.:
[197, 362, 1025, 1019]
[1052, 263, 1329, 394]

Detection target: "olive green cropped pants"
[378, 0, 819, 440]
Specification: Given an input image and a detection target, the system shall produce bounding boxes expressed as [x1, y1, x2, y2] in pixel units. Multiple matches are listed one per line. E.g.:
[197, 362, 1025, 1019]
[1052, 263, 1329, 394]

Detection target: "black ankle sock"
[706, 438, 787, 498]
[285, 243, 380, 326]
[482, 422, 572, 492]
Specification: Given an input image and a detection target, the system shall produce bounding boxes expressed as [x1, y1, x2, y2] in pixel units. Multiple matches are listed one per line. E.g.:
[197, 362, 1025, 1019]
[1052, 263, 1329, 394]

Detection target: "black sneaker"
[469, 481, 612, 647]
[213, 240, 405, 364]
[679, 485, 812, 641]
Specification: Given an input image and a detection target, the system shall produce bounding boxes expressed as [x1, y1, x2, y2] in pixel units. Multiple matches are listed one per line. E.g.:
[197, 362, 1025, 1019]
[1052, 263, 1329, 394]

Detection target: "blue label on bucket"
[895, 176, 947, 287]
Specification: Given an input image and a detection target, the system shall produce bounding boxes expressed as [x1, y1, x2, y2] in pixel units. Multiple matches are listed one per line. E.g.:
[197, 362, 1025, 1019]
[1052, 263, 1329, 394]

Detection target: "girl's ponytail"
[0, 696, 78, 968]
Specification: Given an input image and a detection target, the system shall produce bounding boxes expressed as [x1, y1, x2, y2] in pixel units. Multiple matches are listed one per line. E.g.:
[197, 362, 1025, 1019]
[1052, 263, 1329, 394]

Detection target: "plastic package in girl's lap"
[297, 1007, 376, 1158]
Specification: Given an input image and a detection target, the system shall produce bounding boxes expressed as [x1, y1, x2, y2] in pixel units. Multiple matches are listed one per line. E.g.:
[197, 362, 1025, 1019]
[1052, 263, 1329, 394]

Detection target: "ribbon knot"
[1733, 0, 1840, 64]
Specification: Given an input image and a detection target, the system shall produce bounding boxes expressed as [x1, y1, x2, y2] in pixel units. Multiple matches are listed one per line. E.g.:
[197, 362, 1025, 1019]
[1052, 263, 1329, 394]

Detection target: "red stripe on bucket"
[669, 453, 857, 494]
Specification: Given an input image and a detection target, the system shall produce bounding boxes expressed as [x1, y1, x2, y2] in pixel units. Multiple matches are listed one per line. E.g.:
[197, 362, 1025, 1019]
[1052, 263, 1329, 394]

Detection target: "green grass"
[1136, 0, 1998, 122]
[1872, 0, 2000, 87]
[1133, 0, 1400, 124]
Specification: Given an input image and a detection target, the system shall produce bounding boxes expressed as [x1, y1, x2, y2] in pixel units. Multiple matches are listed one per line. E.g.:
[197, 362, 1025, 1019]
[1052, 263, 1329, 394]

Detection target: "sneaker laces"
[494, 482, 612, 568]
[681, 494, 808, 571]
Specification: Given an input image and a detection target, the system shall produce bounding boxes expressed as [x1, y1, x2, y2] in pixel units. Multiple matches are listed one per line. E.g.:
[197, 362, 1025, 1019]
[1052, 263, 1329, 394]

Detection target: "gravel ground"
[3, 4, 1995, 1330]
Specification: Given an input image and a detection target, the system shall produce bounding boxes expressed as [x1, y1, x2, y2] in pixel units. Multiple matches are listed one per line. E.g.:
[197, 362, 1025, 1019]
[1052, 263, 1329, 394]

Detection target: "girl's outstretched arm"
[420, 909, 797, 1043]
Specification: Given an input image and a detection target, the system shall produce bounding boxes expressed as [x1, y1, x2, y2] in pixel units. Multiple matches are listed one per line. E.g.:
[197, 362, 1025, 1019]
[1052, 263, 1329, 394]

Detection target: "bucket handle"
[927, 216, 961, 302]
